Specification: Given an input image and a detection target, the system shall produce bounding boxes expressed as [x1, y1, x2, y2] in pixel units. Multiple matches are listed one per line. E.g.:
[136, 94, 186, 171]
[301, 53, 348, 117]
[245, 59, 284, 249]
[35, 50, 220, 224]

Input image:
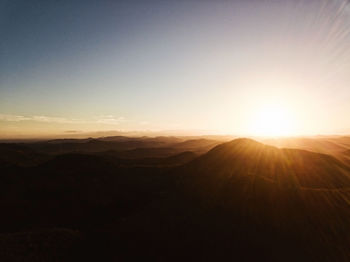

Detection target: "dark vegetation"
[1, 136, 350, 261]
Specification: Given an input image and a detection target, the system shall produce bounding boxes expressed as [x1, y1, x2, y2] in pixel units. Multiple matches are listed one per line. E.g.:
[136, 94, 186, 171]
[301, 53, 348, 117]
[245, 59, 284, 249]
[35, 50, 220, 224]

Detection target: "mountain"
[2, 137, 350, 261]
[183, 138, 350, 189]
[23, 137, 216, 155]
[167, 138, 350, 260]
[262, 136, 350, 160]
[172, 138, 222, 153]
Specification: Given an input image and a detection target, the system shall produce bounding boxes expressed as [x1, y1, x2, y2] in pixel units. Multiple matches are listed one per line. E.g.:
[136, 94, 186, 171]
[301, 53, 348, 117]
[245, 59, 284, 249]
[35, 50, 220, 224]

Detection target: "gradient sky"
[1, 0, 350, 138]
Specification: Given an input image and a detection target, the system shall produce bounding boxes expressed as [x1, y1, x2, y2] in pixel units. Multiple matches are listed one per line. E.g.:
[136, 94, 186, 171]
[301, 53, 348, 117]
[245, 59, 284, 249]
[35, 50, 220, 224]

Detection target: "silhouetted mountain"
[172, 138, 222, 153]
[25, 138, 185, 155]
[262, 136, 350, 161]
[100, 136, 184, 144]
[45, 138, 95, 144]
[163, 138, 350, 260]
[158, 151, 197, 166]
[1, 137, 350, 261]
[0, 136, 222, 160]
[183, 138, 350, 189]
[28, 139, 121, 154]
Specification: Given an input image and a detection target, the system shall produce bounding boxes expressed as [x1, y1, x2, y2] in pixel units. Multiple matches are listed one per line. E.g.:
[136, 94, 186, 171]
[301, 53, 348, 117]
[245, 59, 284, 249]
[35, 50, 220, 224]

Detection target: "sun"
[248, 104, 296, 137]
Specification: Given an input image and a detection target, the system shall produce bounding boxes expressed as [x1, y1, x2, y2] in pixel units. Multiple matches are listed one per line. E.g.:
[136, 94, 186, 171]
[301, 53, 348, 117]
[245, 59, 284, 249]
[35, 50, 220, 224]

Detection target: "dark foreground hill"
[1, 138, 350, 261]
[116, 139, 350, 261]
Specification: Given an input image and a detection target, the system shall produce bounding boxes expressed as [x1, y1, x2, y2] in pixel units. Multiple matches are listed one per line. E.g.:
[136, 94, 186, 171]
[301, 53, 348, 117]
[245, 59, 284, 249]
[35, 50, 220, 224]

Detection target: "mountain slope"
[183, 138, 350, 189]
[111, 139, 350, 261]
[171, 138, 350, 260]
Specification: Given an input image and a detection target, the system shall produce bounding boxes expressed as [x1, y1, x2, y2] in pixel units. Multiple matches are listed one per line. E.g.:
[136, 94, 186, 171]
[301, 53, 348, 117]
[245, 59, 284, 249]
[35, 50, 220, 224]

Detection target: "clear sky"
[1, 0, 350, 138]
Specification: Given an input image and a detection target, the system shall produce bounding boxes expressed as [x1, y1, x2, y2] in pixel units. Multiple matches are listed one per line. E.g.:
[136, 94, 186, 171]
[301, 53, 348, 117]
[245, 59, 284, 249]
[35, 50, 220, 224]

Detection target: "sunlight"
[248, 104, 296, 137]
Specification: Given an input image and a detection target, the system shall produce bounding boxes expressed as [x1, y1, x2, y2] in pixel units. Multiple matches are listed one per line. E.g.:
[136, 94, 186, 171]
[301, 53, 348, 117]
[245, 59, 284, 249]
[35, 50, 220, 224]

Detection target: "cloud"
[0, 114, 86, 124]
[0, 114, 125, 125]
[0, 114, 32, 122]
[96, 115, 125, 125]
[31, 115, 85, 124]
[64, 130, 81, 133]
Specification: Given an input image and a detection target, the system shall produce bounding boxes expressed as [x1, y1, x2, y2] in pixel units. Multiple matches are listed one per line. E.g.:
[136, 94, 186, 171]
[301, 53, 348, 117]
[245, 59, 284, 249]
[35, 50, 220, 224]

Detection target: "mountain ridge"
[183, 138, 350, 189]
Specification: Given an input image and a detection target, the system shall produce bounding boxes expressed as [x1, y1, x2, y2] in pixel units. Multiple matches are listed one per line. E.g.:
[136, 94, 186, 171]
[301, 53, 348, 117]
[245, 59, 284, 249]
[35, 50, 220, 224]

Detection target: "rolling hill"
[1, 137, 350, 261]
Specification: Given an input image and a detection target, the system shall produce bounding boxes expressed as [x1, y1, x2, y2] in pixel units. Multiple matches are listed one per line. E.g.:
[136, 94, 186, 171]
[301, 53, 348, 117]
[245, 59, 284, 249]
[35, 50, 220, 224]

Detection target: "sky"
[1, 0, 350, 138]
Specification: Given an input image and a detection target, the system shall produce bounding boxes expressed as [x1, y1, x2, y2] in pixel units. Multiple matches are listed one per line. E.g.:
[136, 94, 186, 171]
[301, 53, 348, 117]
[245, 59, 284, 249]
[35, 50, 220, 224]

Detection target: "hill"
[183, 138, 350, 189]
[1, 137, 350, 261]
[113, 138, 350, 261]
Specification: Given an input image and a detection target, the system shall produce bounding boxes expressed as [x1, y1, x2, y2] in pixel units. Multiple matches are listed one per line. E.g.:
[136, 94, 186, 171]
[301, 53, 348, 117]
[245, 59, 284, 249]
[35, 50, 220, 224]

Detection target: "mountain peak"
[185, 138, 350, 189]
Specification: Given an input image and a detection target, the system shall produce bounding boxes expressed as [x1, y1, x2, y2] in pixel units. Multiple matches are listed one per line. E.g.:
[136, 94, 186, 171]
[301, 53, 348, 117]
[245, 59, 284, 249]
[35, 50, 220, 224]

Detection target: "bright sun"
[249, 104, 296, 137]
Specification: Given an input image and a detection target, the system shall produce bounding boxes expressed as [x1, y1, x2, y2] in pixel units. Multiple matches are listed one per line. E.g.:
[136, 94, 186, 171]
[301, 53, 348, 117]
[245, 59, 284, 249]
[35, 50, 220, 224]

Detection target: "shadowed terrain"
[263, 136, 350, 162]
[1, 136, 350, 261]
